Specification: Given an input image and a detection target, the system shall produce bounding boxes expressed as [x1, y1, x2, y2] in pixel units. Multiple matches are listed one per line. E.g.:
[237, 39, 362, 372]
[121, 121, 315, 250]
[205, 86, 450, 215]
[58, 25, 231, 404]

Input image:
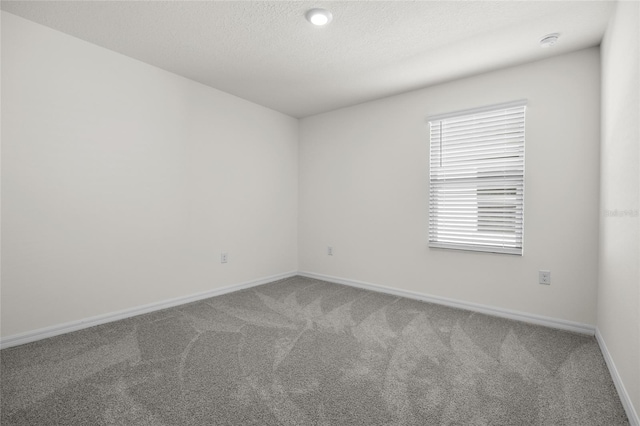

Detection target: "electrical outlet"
[327, 246, 333, 256]
[539, 270, 550, 285]
[221, 253, 228, 263]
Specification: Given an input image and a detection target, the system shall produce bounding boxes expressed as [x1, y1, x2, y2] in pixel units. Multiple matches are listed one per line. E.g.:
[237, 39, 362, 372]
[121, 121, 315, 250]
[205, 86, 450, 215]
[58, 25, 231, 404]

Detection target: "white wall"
[599, 0, 640, 418]
[299, 48, 601, 325]
[1, 12, 298, 338]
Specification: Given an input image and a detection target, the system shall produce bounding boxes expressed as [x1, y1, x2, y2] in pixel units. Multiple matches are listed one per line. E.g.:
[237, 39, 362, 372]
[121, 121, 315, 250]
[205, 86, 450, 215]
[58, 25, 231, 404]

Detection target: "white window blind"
[428, 100, 526, 255]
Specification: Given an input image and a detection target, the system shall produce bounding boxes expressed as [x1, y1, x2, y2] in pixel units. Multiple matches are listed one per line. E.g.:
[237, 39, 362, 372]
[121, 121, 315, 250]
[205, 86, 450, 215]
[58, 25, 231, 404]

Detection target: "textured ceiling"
[1, 1, 615, 118]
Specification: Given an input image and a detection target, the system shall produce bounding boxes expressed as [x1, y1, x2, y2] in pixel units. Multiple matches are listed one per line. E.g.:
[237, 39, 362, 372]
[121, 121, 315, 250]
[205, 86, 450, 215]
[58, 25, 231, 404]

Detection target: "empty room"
[1, 1, 638, 425]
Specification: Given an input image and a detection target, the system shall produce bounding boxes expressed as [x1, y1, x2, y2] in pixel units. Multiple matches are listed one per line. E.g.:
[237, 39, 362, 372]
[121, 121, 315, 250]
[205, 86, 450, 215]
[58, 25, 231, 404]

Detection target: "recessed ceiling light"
[306, 8, 332, 26]
[540, 33, 560, 48]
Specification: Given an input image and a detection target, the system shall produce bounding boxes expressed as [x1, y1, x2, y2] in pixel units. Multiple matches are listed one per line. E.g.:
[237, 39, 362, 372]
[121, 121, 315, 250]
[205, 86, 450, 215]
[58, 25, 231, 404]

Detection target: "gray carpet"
[0, 275, 629, 425]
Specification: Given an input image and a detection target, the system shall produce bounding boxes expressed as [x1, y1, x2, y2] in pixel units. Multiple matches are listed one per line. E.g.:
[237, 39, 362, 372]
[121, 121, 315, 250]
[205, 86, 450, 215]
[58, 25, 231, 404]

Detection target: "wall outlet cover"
[539, 270, 551, 285]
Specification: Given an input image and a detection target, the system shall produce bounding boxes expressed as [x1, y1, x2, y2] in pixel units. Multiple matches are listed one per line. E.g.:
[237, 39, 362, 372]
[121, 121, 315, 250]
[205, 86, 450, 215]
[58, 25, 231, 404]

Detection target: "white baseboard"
[596, 328, 639, 426]
[298, 271, 596, 335]
[0, 269, 598, 347]
[0, 271, 297, 350]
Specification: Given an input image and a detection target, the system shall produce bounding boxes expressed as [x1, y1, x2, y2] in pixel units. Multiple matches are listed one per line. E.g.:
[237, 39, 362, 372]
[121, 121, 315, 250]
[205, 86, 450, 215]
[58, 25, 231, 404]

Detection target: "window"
[428, 100, 526, 255]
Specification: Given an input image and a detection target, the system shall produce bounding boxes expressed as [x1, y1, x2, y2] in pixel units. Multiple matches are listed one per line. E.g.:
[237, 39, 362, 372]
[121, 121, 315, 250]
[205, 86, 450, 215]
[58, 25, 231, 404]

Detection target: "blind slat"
[432, 112, 524, 129]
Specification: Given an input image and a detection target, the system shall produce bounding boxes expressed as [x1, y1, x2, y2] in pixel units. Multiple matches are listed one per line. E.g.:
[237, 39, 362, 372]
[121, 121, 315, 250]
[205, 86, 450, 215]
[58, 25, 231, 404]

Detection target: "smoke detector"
[540, 33, 560, 48]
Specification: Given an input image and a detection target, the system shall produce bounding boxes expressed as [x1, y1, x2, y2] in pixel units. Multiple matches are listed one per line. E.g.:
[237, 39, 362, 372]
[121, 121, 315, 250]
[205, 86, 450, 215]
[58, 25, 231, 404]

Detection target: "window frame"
[427, 100, 527, 255]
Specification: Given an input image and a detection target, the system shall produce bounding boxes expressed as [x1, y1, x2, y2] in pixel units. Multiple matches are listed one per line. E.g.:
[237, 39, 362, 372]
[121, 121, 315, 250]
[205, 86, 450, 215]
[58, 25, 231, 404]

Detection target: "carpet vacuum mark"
[0, 276, 628, 425]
